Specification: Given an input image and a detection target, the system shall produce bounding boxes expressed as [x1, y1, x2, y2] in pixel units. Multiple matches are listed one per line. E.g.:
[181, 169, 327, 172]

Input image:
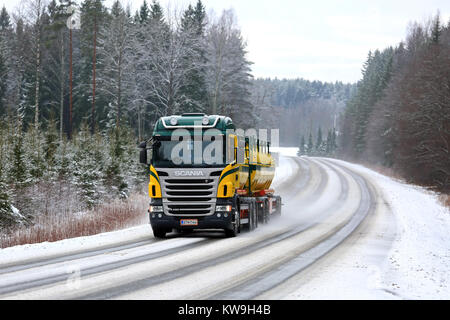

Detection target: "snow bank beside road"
[0, 225, 152, 268]
[330, 159, 450, 299]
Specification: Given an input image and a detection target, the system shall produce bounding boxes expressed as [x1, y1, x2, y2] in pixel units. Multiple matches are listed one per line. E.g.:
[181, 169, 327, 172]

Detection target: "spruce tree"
[43, 117, 59, 176]
[331, 129, 337, 155]
[105, 127, 128, 199]
[150, 0, 164, 23]
[0, 51, 6, 116]
[326, 130, 332, 155]
[0, 6, 11, 31]
[26, 126, 45, 183]
[72, 123, 102, 209]
[298, 134, 306, 156]
[139, 0, 150, 24]
[79, 0, 107, 134]
[307, 132, 313, 156]
[0, 165, 15, 229]
[315, 127, 323, 155]
[431, 14, 441, 44]
[179, 1, 208, 113]
[8, 126, 28, 189]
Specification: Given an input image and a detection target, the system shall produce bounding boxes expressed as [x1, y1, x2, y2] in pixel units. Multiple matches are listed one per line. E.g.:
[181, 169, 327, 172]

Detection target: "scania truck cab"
[139, 113, 281, 238]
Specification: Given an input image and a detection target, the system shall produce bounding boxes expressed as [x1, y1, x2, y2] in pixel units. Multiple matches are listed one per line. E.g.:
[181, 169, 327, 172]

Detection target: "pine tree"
[0, 164, 15, 229]
[26, 126, 45, 183]
[79, 0, 107, 134]
[326, 130, 332, 155]
[331, 128, 337, 155]
[0, 6, 12, 118]
[55, 136, 72, 184]
[0, 118, 14, 228]
[307, 132, 313, 156]
[0, 6, 11, 31]
[72, 123, 103, 208]
[43, 116, 59, 176]
[8, 125, 29, 189]
[431, 14, 441, 44]
[149, 0, 164, 23]
[178, 1, 208, 113]
[0, 51, 6, 115]
[315, 127, 323, 155]
[298, 134, 305, 156]
[104, 127, 128, 198]
[139, 0, 150, 24]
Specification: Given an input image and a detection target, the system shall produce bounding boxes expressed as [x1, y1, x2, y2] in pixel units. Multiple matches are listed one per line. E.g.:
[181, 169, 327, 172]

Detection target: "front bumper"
[149, 198, 235, 231]
[149, 212, 234, 231]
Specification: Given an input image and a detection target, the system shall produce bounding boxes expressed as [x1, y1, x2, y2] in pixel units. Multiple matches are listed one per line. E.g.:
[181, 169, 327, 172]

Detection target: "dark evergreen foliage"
[340, 13, 450, 193]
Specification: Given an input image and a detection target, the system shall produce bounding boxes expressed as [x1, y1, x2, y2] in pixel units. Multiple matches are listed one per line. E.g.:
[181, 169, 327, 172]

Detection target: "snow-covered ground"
[280, 156, 450, 300]
[335, 159, 450, 299]
[0, 225, 153, 268]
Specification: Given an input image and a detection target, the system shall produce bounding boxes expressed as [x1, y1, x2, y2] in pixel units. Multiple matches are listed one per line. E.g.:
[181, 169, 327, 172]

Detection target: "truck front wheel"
[152, 227, 167, 239]
[225, 210, 240, 237]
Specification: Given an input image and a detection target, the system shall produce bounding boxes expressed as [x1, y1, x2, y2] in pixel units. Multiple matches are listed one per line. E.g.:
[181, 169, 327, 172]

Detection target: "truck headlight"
[216, 205, 232, 212]
[149, 205, 163, 213]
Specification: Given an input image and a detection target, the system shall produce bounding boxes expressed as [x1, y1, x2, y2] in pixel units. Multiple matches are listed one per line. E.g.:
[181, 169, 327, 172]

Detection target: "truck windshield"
[152, 136, 227, 168]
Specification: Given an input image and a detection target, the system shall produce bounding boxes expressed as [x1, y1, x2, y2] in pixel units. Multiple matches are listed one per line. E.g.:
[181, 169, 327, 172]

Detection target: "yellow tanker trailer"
[139, 113, 282, 238]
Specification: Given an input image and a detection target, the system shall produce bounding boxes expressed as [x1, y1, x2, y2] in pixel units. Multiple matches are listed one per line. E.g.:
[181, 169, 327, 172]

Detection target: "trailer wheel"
[257, 201, 264, 224]
[275, 196, 282, 216]
[264, 200, 270, 223]
[253, 200, 258, 229]
[248, 202, 255, 231]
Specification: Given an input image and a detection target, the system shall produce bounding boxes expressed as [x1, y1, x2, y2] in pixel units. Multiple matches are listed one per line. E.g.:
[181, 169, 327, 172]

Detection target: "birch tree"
[23, 0, 47, 131]
[135, 5, 198, 116]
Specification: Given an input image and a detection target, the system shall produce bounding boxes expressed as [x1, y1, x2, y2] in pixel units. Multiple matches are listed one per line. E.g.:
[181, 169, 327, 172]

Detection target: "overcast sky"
[1, 0, 449, 83]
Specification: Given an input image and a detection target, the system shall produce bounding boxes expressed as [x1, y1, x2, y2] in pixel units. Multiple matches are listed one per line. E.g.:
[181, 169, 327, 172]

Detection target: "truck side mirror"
[139, 141, 148, 164]
[139, 141, 147, 149]
[139, 148, 147, 165]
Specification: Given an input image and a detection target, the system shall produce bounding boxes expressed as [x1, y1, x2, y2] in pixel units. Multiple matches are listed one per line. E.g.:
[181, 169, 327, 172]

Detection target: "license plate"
[180, 219, 198, 226]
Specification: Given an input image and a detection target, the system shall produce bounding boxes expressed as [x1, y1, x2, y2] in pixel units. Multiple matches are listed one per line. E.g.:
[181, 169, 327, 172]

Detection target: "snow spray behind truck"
[139, 113, 282, 238]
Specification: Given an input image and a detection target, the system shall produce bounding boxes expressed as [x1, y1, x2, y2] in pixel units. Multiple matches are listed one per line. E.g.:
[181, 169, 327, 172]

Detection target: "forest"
[339, 13, 450, 193]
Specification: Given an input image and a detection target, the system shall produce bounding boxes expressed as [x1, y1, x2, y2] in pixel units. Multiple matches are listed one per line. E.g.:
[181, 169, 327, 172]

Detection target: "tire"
[275, 196, 282, 216]
[264, 200, 270, 224]
[257, 202, 264, 224]
[248, 202, 254, 231]
[225, 210, 240, 237]
[253, 200, 258, 229]
[152, 227, 167, 239]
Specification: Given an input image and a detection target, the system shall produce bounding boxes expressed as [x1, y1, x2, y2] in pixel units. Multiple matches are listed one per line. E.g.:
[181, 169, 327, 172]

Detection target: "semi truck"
[139, 113, 281, 238]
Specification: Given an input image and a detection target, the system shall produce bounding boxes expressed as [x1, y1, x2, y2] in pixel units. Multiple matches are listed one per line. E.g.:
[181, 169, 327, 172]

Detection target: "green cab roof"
[153, 114, 235, 136]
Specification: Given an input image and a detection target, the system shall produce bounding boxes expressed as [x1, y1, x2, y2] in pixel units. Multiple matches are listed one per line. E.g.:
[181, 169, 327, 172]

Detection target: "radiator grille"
[161, 175, 218, 216]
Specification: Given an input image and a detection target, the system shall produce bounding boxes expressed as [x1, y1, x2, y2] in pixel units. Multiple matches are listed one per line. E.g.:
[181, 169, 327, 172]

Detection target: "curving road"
[0, 156, 394, 300]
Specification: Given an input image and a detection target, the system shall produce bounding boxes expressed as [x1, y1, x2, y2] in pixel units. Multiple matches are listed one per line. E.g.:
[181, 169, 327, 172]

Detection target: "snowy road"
[1, 151, 449, 300]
